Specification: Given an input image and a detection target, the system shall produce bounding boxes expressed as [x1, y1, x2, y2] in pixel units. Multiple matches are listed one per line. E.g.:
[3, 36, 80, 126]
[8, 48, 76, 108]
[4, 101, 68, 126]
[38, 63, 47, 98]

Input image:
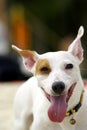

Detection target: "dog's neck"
[65, 79, 84, 125]
[67, 79, 84, 112]
[66, 89, 84, 117]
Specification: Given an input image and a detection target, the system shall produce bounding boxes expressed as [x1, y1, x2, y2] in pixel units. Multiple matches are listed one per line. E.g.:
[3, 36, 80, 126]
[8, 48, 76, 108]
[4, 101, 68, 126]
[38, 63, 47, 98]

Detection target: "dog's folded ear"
[12, 45, 39, 72]
[68, 26, 84, 64]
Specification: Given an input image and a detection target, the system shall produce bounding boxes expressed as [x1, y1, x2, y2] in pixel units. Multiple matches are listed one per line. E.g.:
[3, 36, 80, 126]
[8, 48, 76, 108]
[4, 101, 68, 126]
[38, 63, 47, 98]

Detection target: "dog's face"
[12, 26, 84, 123]
[35, 51, 80, 95]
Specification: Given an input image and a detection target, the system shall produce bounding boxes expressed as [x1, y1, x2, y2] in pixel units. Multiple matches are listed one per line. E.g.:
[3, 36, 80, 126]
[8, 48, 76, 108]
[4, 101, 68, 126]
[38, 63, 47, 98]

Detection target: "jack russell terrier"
[12, 26, 87, 130]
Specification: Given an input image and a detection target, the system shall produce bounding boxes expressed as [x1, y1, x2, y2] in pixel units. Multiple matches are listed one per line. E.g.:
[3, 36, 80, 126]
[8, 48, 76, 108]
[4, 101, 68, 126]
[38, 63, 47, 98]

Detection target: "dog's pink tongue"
[48, 94, 67, 122]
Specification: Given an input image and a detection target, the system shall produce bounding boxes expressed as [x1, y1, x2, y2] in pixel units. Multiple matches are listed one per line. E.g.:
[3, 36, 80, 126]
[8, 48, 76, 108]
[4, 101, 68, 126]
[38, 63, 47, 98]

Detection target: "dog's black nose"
[52, 81, 65, 94]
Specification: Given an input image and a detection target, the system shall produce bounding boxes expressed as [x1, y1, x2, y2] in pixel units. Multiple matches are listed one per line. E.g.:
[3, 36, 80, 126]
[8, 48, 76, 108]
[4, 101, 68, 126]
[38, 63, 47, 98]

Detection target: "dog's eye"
[65, 64, 73, 69]
[40, 67, 51, 74]
[40, 67, 49, 72]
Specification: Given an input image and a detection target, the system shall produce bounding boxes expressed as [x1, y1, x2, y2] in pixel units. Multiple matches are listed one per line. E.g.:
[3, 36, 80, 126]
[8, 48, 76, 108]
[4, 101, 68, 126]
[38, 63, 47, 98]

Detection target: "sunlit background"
[0, 0, 87, 129]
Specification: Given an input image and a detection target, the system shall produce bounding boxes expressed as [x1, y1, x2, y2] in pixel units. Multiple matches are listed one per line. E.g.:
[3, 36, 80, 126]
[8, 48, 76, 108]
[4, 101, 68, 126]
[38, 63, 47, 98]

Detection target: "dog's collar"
[66, 89, 84, 125]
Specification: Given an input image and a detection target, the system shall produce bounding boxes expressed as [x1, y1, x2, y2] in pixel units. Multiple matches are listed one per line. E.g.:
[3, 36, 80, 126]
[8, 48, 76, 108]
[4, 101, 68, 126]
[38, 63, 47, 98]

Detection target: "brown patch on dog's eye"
[35, 59, 51, 75]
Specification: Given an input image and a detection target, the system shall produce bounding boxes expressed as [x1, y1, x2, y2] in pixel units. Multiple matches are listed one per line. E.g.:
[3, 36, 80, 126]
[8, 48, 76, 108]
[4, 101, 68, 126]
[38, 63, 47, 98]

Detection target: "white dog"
[12, 26, 87, 130]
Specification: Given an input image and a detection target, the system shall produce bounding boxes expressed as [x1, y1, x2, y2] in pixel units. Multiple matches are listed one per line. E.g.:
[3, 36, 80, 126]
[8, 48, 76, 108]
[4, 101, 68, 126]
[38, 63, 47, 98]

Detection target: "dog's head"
[12, 26, 84, 123]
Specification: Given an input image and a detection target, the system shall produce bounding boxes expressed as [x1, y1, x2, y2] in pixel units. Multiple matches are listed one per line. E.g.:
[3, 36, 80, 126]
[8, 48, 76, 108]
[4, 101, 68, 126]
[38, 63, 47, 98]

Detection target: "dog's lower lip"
[66, 82, 77, 102]
[41, 87, 51, 101]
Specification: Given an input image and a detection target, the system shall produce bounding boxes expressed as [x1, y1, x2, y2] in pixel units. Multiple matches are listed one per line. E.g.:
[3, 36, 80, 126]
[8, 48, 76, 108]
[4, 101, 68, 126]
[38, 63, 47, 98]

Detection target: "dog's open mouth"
[41, 83, 76, 123]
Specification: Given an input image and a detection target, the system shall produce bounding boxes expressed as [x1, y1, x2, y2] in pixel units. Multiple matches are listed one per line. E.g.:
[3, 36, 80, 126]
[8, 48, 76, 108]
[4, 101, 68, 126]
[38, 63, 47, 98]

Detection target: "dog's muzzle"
[41, 82, 77, 123]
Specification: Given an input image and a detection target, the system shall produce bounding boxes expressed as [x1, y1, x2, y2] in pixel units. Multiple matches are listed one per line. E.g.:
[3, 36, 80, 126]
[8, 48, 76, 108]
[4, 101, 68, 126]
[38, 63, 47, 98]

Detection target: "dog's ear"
[68, 26, 84, 63]
[12, 45, 39, 72]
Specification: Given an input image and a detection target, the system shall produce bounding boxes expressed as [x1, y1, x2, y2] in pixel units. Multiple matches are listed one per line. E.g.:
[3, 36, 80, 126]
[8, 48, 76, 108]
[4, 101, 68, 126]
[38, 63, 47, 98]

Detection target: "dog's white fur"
[12, 26, 87, 130]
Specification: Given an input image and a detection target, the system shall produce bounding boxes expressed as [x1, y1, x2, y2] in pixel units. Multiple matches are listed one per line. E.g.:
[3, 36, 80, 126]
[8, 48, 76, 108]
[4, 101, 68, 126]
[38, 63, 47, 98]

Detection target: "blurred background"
[0, 0, 87, 81]
[0, 1, 87, 130]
